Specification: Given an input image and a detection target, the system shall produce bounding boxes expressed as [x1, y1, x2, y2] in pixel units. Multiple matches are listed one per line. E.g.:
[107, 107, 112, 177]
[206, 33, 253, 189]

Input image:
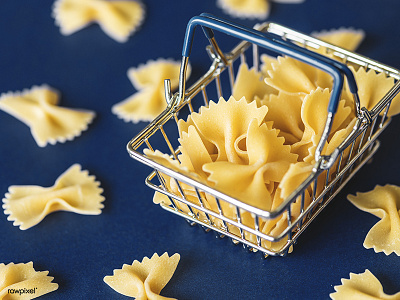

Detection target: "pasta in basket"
[143, 28, 400, 253]
[145, 96, 312, 250]
[312, 28, 365, 52]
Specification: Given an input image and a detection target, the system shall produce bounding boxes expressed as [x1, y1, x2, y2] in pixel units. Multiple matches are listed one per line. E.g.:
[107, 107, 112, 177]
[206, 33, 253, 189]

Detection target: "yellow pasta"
[2, 164, 104, 230]
[261, 26, 364, 88]
[292, 88, 352, 162]
[216, 0, 305, 20]
[103, 253, 180, 300]
[112, 59, 191, 123]
[145, 149, 229, 227]
[0, 262, 58, 299]
[143, 149, 206, 205]
[203, 118, 297, 210]
[330, 269, 400, 300]
[232, 62, 277, 105]
[216, 0, 270, 20]
[264, 56, 333, 97]
[259, 92, 304, 145]
[312, 28, 365, 52]
[347, 185, 400, 256]
[0, 85, 95, 147]
[53, 0, 145, 43]
[178, 96, 268, 164]
[343, 66, 400, 117]
[145, 96, 303, 248]
[260, 54, 278, 78]
[142, 25, 399, 253]
[147, 97, 274, 223]
[260, 162, 313, 251]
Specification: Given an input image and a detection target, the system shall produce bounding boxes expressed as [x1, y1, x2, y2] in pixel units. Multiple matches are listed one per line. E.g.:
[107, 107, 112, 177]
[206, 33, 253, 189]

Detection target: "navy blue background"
[1, 1, 400, 299]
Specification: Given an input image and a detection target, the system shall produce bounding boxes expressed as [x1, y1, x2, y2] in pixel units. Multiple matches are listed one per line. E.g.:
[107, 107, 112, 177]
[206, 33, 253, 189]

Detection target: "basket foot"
[185, 219, 197, 227]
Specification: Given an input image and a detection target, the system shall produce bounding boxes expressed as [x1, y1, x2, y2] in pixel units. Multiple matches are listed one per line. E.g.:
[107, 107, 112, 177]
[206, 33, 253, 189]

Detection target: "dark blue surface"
[1, 1, 400, 299]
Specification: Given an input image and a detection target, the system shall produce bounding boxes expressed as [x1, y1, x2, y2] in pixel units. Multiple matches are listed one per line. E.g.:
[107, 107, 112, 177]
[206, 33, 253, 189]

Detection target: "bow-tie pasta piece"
[261, 28, 363, 89]
[259, 92, 304, 145]
[216, 0, 304, 20]
[112, 59, 191, 123]
[264, 56, 333, 97]
[330, 269, 400, 300]
[260, 162, 313, 251]
[181, 96, 268, 164]
[104, 253, 180, 300]
[53, 0, 145, 43]
[2, 164, 104, 230]
[146, 97, 275, 231]
[178, 125, 217, 179]
[292, 88, 352, 162]
[0, 85, 95, 147]
[143, 148, 206, 202]
[343, 66, 400, 117]
[312, 28, 365, 52]
[143, 149, 217, 223]
[217, 0, 270, 20]
[0, 262, 58, 299]
[347, 185, 400, 256]
[203, 118, 298, 210]
[260, 53, 278, 78]
[232, 62, 277, 105]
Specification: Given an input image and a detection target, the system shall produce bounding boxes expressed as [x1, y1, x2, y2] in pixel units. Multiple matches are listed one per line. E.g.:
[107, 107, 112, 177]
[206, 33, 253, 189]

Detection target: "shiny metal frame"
[127, 21, 400, 257]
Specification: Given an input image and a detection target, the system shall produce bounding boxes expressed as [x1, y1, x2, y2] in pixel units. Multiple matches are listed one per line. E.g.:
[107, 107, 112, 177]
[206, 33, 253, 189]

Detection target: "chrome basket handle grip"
[178, 13, 360, 164]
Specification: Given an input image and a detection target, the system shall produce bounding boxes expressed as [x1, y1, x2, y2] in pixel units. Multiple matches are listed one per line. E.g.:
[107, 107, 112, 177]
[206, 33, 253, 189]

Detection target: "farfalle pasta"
[217, 0, 305, 20]
[103, 252, 180, 299]
[145, 96, 303, 245]
[203, 118, 297, 210]
[330, 269, 400, 300]
[232, 62, 277, 105]
[259, 93, 304, 145]
[2, 164, 104, 230]
[0, 262, 58, 299]
[112, 59, 191, 123]
[312, 27, 365, 52]
[264, 55, 333, 97]
[145, 93, 351, 249]
[144, 149, 214, 221]
[343, 66, 400, 117]
[261, 161, 314, 251]
[292, 88, 353, 163]
[260, 28, 365, 97]
[217, 0, 270, 20]
[0, 85, 95, 147]
[142, 26, 400, 253]
[53, 0, 145, 43]
[178, 96, 269, 164]
[347, 185, 400, 256]
[149, 97, 274, 224]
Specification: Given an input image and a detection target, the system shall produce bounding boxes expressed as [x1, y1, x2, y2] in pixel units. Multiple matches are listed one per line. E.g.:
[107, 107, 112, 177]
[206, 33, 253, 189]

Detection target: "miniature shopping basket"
[127, 14, 400, 257]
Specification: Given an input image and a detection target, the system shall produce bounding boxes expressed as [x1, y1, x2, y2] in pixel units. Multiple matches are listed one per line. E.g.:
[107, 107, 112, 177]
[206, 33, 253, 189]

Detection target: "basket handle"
[178, 13, 360, 165]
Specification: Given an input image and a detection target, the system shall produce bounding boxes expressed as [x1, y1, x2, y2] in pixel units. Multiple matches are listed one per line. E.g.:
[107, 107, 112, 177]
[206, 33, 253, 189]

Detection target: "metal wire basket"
[127, 14, 400, 257]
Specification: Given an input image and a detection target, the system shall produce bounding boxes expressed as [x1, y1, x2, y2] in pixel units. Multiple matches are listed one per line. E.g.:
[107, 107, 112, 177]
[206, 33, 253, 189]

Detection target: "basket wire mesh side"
[127, 20, 400, 257]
